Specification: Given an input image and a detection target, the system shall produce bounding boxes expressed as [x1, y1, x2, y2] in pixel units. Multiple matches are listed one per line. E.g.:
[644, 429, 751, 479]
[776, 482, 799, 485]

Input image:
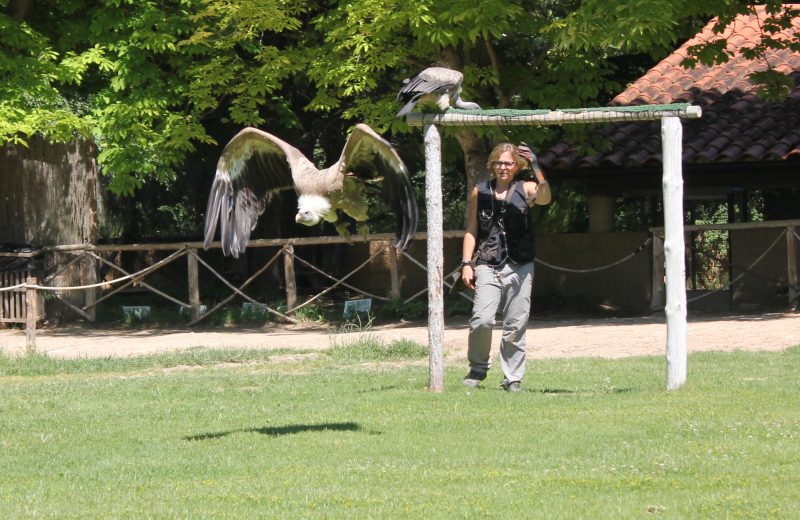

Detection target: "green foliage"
[545, 0, 694, 57]
[614, 196, 649, 232]
[682, 2, 800, 100]
[3, 0, 798, 205]
[306, 0, 526, 126]
[552, 1, 800, 101]
[685, 201, 731, 290]
[1, 0, 305, 194]
[749, 69, 796, 101]
[91, 297, 333, 328]
[532, 179, 589, 233]
[377, 298, 427, 321]
[292, 303, 336, 324]
[0, 6, 92, 144]
[444, 295, 472, 317]
[231, 301, 332, 326]
[155, 193, 205, 237]
[237, 303, 272, 324]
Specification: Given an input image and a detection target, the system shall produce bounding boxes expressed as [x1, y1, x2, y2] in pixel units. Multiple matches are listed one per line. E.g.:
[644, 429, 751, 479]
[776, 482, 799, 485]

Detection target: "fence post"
[284, 246, 297, 312]
[81, 252, 97, 322]
[388, 244, 401, 300]
[187, 250, 201, 321]
[788, 227, 798, 311]
[25, 277, 38, 353]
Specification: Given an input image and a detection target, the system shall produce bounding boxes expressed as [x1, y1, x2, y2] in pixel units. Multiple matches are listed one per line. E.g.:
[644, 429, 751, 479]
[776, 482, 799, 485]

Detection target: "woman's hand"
[461, 264, 476, 289]
[518, 142, 536, 165]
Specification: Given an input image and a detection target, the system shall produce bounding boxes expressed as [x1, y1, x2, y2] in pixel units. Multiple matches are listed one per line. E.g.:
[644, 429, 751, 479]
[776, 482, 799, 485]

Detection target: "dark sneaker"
[501, 379, 523, 393]
[462, 370, 486, 388]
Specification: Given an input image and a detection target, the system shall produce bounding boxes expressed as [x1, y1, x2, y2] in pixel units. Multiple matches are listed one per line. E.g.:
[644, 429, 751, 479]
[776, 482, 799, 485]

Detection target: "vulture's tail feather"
[393, 175, 419, 251]
[396, 96, 421, 117]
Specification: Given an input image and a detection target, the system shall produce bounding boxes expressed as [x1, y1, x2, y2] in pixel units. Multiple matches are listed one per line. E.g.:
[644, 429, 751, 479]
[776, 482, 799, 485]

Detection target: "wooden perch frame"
[406, 104, 702, 392]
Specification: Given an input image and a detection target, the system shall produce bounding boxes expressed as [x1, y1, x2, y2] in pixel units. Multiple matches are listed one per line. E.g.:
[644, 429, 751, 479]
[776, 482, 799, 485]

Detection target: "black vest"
[475, 180, 535, 266]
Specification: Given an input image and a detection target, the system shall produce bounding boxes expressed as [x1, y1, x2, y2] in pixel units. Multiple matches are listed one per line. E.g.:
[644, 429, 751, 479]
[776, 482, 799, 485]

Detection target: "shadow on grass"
[184, 421, 370, 441]
[532, 387, 634, 395]
[357, 384, 400, 393]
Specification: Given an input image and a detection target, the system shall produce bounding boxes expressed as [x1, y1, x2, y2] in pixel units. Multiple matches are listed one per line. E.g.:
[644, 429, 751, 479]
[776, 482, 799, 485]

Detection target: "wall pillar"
[588, 194, 615, 232]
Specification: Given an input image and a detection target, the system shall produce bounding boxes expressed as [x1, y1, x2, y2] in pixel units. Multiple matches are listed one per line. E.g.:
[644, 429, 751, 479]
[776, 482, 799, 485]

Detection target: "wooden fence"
[0, 267, 44, 324]
[0, 231, 467, 329]
[2, 221, 798, 339]
[650, 220, 799, 311]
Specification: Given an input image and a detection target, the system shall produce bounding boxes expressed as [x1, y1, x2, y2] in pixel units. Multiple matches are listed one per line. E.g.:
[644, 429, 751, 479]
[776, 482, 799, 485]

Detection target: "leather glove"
[517, 142, 538, 167]
[519, 141, 546, 183]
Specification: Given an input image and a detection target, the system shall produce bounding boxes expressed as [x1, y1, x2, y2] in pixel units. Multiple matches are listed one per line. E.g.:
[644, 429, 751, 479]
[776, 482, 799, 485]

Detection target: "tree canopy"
[1, 0, 796, 197]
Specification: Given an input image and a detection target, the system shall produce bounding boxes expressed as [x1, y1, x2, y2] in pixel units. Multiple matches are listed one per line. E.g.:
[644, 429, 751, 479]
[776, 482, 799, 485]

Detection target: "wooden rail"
[649, 219, 800, 311]
[20, 231, 464, 254]
[2, 231, 466, 348]
[4, 224, 797, 353]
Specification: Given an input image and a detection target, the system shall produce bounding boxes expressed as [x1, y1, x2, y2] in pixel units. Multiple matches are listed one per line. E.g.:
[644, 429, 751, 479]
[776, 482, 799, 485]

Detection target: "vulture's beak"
[295, 210, 320, 226]
[295, 194, 332, 226]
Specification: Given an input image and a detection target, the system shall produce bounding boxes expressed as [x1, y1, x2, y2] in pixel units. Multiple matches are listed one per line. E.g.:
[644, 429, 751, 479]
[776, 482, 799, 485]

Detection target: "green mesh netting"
[447, 103, 691, 116]
[405, 103, 698, 126]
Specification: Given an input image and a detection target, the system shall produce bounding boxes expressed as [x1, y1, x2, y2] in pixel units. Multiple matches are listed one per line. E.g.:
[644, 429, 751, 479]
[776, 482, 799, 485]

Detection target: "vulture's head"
[295, 194, 333, 226]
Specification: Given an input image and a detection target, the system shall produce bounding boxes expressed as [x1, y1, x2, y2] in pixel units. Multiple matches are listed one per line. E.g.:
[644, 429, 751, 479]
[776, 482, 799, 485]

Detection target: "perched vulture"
[396, 67, 481, 117]
[203, 124, 418, 258]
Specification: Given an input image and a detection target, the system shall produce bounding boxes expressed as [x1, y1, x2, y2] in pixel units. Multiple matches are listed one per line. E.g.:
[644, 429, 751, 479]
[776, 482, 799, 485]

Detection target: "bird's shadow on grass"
[532, 387, 634, 396]
[184, 421, 377, 442]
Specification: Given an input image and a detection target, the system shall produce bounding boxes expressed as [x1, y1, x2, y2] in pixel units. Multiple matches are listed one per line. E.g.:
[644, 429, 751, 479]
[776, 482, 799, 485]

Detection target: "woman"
[460, 143, 551, 392]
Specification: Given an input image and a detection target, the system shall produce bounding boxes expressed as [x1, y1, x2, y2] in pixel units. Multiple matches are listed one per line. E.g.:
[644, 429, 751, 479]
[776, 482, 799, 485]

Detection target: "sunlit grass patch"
[328, 313, 427, 361]
[0, 347, 797, 518]
[0, 347, 311, 377]
[329, 331, 427, 361]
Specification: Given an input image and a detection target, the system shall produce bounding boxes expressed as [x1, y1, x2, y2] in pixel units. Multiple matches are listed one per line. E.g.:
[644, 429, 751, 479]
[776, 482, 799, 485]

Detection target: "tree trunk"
[9, 0, 34, 21]
[455, 129, 490, 190]
[435, 51, 491, 190]
[0, 136, 99, 321]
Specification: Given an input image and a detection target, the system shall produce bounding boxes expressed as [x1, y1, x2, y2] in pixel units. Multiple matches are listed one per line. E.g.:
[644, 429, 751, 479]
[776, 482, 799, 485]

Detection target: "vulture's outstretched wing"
[340, 124, 419, 250]
[203, 128, 312, 258]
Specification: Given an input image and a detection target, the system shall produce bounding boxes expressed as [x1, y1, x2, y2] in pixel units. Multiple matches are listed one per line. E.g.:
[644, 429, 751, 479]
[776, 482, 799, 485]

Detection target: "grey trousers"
[467, 261, 534, 383]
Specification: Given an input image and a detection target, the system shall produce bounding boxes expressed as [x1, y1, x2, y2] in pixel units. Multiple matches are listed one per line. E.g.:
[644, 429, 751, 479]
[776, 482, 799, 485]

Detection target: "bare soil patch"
[1, 312, 798, 361]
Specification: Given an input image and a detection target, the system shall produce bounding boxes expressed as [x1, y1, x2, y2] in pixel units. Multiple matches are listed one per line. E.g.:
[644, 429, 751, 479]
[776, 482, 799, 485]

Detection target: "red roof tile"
[541, 5, 800, 171]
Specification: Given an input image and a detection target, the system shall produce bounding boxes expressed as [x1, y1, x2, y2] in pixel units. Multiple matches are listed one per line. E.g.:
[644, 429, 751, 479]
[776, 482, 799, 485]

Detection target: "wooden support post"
[588, 194, 615, 232]
[25, 277, 37, 353]
[661, 117, 687, 390]
[651, 232, 665, 311]
[424, 123, 445, 392]
[187, 250, 201, 321]
[388, 244, 401, 300]
[788, 227, 798, 311]
[283, 246, 297, 312]
[81, 252, 97, 322]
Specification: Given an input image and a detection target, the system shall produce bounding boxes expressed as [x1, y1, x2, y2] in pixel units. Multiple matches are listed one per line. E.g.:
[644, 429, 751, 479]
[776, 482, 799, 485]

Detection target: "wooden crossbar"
[406, 104, 702, 127]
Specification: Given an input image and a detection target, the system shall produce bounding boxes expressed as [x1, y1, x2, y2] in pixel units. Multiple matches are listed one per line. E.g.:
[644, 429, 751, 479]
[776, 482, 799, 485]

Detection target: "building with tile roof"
[531, 6, 799, 313]
[540, 5, 800, 230]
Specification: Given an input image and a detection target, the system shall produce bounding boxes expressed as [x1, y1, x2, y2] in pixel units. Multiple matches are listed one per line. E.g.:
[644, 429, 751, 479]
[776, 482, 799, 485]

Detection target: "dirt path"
[1, 312, 798, 361]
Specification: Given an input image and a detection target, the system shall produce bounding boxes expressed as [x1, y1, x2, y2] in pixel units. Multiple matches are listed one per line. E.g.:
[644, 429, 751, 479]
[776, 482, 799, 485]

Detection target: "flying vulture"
[396, 67, 481, 117]
[203, 124, 419, 258]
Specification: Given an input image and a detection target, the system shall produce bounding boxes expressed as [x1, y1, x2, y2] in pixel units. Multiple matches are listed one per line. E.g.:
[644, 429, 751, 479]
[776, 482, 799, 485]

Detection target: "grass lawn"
[1, 344, 798, 518]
